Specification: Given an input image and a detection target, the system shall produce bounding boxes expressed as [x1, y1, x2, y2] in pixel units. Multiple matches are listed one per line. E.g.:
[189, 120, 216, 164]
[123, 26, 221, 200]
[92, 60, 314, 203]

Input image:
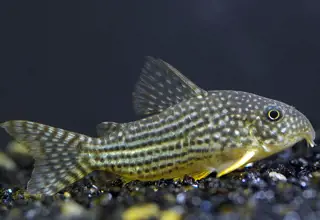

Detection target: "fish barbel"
[1, 57, 316, 195]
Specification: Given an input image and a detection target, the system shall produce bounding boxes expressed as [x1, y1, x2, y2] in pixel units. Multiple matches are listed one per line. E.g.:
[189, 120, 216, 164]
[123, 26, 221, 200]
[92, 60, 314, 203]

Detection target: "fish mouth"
[290, 129, 316, 148]
[260, 130, 316, 156]
[262, 131, 316, 154]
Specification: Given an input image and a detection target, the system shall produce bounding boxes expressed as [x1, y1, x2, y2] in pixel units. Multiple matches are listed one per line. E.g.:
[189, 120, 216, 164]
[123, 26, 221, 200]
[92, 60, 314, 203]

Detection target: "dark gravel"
[1, 141, 320, 220]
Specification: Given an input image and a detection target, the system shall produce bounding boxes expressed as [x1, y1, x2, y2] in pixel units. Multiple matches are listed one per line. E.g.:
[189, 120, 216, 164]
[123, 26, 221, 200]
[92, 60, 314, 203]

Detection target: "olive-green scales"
[1, 57, 316, 195]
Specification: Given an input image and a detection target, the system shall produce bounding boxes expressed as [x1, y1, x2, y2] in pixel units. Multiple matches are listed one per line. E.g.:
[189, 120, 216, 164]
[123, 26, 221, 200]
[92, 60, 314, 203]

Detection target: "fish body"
[1, 57, 316, 195]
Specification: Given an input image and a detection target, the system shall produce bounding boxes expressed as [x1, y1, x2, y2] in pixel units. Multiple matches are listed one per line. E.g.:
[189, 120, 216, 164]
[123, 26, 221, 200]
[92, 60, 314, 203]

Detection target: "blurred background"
[1, 1, 320, 149]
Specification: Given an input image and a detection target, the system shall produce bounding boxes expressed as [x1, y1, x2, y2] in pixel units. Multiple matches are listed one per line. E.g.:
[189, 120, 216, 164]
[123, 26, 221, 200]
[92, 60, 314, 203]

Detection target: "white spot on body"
[189, 105, 196, 111]
[50, 159, 60, 164]
[218, 120, 225, 127]
[148, 101, 155, 106]
[280, 127, 287, 133]
[211, 106, 217, 111]
[191, 112, 198, 118]
[62, 156, 70, 161]
[65, 134, 75, 142]
[54, 165, 61, 170]
[201, 107, 208, 112]
[208, 123, 214, 129]
[277, 136, 284, 142]
[45, 148, 53, 153]
[222, 109, 228, 115]
[65, 162, 73, 167]
[213, 132, 221, 139]
[223, 128, 231, 133]
[220, 137, 228, 142]
[51, 153, 58, 158]
[79, 136, 87, 142]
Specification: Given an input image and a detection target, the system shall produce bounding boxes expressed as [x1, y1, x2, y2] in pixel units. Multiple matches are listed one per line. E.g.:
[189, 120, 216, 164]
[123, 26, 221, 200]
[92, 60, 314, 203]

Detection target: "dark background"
[1, 1, 320, 149]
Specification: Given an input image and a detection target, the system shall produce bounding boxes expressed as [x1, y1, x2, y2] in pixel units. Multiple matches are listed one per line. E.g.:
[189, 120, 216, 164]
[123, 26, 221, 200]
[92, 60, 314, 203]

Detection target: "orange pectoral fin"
[217, 150, 256, 178]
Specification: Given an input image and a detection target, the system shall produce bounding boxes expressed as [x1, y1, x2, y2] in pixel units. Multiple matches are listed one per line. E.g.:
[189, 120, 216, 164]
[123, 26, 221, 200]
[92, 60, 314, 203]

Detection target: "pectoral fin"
[217, 150, 256, 177]
[191, 170, 212, 180]
[173, 170, 212, 182]
[121, 177, 134, 185]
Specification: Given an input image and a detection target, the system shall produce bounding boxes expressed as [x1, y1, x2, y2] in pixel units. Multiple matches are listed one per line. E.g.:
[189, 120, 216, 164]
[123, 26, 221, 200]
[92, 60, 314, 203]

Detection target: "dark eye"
[266, 107, 282, 121]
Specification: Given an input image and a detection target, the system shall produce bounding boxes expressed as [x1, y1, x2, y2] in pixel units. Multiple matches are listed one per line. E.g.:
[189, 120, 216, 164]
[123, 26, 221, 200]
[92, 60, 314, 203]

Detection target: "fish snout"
[304, 128, 316, 147]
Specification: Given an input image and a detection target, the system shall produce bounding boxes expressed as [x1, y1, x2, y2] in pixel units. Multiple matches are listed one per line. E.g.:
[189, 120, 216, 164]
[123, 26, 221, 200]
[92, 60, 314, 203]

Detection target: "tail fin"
[1, 120, 92, 195]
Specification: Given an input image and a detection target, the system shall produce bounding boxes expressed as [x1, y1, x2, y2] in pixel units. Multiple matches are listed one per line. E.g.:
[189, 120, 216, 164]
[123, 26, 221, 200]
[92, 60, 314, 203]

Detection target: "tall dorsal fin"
[133, 56, 207, 116]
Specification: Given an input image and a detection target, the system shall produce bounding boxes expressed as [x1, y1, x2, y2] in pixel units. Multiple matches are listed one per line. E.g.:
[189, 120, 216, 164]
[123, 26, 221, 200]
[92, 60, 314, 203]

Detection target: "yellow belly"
[113, 146, 260, 183]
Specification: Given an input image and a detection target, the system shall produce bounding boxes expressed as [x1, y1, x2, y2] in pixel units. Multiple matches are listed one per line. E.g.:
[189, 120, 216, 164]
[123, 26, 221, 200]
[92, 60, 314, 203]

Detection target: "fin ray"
[191, 170, 212, 180]
[217, 150, 256, 177]
[133, 56, 206, 116]
[1, 120, 92, 195]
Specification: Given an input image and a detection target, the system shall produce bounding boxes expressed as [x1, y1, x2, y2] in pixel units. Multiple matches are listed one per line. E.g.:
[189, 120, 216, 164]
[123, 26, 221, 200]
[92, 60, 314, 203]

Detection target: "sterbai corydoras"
[1, 57, 316, 195]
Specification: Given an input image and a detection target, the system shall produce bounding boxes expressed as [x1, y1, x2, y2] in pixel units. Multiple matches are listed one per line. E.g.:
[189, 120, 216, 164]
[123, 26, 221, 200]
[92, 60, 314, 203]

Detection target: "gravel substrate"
[1, 140, 320, 220]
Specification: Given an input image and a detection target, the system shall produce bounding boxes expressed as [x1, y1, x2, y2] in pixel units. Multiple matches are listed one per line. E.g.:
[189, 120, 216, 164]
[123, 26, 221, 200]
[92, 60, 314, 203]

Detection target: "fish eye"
[265, 106, 282, 121]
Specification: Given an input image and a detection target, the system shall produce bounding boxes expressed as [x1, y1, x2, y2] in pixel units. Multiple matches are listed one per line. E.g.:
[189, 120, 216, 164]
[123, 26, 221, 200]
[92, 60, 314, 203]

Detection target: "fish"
[1, 57, 316, 196]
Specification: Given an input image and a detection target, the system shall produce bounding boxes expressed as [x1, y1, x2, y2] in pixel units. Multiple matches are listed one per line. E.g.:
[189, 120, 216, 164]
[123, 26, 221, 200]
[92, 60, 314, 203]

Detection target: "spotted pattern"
[1, 120, 93, 195]
[0, 57, 315, 195]
[83, 90, 315, 181]
[133, 57, 206, 116]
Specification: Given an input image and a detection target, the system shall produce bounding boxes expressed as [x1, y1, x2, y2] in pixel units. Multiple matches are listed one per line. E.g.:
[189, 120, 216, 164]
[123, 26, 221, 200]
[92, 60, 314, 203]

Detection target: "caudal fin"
[1, 120, 92, 195]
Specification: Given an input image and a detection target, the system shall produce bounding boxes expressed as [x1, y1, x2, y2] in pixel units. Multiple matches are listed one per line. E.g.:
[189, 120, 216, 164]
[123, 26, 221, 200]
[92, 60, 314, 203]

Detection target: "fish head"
[236, 91, 316, 153]
[210, 90, 316, 155]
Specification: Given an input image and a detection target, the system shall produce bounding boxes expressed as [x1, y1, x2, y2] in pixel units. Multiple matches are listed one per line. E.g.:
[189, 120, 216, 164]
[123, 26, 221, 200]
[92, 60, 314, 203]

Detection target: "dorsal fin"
[133, 56, 206, 116]
[96, 122, 121, 137]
